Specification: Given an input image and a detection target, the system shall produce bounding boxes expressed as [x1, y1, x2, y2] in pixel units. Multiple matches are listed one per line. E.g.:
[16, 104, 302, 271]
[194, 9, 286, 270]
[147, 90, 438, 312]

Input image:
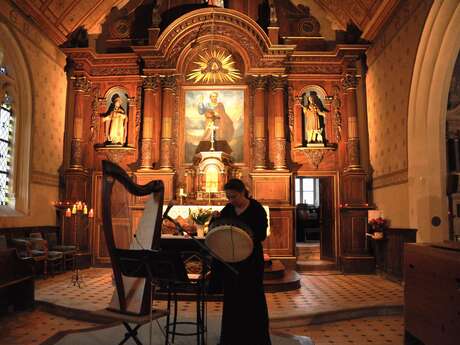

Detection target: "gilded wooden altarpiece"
[61, 5, 372, 272]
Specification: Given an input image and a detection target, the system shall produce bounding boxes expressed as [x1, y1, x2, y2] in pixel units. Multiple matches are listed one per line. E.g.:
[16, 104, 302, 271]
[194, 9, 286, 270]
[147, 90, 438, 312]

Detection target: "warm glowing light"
[187, 49, 241, 84]
[65, 208, 72, 217]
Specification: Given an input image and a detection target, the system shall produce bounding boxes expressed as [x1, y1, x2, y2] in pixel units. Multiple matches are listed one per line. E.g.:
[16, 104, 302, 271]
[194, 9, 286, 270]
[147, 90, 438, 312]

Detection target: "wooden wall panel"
[251, 173, 291, 204]
[263, 207, 295, 257]
[405, 243, 460, 345]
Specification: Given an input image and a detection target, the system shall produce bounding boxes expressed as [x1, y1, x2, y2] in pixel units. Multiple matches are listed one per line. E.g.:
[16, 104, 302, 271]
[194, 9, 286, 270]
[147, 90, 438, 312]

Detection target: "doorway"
[295, 175, 336, 266]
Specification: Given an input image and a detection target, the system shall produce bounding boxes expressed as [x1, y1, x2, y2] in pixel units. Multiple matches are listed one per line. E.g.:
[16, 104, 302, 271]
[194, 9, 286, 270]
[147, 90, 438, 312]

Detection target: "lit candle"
[83, 205, 88, 214]
[179, 188, 184, 195]
[88, 208, 94, 218]
[77, 201, 83, 211]
[72, 204, 77, 214]
[65, 208, 72, 217]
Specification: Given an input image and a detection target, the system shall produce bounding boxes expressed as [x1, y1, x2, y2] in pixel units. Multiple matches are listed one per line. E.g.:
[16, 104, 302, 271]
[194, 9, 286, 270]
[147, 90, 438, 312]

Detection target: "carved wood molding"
[94, 146, 135, 165]
[295, 146, 336, 169]
[331, 85, 343, 142]
[156, 8, 271, 57]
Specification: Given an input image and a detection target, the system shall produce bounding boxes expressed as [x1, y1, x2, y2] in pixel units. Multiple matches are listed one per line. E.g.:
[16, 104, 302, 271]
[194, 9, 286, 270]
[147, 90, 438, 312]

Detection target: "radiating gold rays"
[187, 49, 242, 83]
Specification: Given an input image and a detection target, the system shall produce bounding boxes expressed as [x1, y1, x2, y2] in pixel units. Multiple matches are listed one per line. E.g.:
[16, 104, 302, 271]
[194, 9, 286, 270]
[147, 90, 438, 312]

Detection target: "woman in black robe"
[211, 179, 271, 345]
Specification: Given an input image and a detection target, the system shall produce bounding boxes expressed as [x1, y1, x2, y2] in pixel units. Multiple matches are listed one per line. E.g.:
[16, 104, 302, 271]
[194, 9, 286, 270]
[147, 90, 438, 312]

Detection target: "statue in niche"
[300, 91, 328, 145]
[102, 93, 128, 145]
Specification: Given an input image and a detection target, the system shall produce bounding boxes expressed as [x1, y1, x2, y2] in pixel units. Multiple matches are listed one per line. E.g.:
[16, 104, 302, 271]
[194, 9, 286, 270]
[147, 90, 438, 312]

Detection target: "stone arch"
[407, 0, 460, 241]
[0, 23, 33, 216]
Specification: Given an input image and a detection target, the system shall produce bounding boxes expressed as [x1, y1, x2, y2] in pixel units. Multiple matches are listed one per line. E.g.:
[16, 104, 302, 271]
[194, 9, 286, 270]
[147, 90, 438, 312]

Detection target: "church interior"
[0, 0, 459, 344]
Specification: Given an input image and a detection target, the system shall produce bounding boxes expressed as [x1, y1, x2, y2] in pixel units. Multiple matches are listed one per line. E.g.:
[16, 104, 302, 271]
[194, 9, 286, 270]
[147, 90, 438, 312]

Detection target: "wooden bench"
[0, 248, 35, 312]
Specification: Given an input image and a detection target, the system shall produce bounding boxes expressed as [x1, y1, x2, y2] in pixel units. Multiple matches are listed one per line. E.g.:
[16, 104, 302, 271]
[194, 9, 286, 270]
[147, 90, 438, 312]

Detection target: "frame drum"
[205, 218, 254, 263]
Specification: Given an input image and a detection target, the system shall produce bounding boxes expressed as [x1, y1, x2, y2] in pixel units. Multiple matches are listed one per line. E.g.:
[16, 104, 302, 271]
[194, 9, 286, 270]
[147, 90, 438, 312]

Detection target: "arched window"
[0, 90, 15, 206]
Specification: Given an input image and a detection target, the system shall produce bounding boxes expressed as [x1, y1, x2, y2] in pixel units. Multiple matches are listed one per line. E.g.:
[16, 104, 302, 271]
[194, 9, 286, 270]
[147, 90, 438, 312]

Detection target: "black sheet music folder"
[115, 249, 189, 284]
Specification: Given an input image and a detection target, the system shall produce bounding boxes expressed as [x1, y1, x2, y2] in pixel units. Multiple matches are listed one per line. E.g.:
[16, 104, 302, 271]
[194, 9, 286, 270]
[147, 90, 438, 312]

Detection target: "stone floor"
[0, 268, 405, 345]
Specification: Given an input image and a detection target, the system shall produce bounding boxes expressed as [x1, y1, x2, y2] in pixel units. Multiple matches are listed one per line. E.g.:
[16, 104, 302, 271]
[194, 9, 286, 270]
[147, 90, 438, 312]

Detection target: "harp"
[101, 160, 164, 315]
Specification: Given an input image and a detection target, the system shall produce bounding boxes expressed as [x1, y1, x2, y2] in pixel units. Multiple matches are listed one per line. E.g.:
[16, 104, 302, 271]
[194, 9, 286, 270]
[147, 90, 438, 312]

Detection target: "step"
[296, 243, 320, 255]
[296, 259, 337, 272]
[264, 259, 285, 280]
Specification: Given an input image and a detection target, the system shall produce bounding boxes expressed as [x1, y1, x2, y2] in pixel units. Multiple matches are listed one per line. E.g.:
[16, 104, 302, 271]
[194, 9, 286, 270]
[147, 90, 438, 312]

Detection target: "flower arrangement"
[368, 217, 388, 233]
[189, 208, 212, 225]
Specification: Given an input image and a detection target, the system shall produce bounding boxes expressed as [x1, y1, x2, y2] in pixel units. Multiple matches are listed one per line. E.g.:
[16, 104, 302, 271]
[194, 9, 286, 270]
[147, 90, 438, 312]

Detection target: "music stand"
[106, 249, 190, 345]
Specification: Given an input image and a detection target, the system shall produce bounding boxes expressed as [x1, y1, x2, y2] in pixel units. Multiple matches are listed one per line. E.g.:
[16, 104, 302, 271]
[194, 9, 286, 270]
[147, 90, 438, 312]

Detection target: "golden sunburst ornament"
[187, 49, 242, 83]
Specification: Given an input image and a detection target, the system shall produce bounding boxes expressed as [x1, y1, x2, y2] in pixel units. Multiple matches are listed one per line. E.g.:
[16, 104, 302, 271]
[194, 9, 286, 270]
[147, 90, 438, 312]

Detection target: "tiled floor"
[281, 315, 404, 345]
[0, 269, 405, 345]
[36, 268, 403, 320]
[0, 308, 100, 345]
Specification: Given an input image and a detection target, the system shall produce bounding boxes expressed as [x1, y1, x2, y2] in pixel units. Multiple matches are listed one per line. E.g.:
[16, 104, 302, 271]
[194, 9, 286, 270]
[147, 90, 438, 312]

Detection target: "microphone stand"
[162, 205, 238, 276]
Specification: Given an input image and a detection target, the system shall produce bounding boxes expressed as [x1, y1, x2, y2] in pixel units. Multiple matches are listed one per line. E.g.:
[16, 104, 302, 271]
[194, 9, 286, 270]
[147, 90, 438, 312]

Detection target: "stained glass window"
[0, 96, 13, 205]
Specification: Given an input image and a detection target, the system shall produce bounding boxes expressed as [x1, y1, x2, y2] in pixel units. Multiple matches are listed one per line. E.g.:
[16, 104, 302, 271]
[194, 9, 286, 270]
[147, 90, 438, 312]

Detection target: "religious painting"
[184, 89, 244, 163]
[299, 85, 329, 146]
[102, 87, 129, 146]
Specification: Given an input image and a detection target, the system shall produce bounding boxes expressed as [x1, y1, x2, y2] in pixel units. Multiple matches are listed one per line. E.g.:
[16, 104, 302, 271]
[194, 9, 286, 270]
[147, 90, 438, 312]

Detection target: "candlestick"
[72, 204, 77, 214]
[83, 205, 88, 214]
[65, 208, 72, 217]
[88, 208, 94, 218]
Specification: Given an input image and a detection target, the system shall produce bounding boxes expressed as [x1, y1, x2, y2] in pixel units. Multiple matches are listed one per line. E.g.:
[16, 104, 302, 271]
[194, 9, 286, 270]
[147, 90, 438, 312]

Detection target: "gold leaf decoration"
[187, 49, 242, 84]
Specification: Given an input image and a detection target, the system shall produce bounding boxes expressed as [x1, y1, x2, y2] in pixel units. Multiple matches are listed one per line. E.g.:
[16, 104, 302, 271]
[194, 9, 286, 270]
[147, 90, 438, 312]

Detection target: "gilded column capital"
[161, 75, 177, 91]
[341, 73, 359, 90]
[143, 76, 160, 91]
[72, 76, 91, 92]
[248, 76, 268, 90]
[269, 75, 287, 91]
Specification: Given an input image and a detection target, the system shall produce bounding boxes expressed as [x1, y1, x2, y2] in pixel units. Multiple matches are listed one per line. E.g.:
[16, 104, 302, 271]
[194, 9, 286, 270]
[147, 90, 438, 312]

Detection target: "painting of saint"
[185, 89, 244, 163]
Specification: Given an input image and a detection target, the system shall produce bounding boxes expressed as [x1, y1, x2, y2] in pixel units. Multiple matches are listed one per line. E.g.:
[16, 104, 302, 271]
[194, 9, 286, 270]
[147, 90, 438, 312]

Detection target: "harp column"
[270, 76, 288, 170]
[159, 75, 176, 170]
[70, 76, 91, 170]
[139, 76, 161, 170]
[251, 76, 268, 170]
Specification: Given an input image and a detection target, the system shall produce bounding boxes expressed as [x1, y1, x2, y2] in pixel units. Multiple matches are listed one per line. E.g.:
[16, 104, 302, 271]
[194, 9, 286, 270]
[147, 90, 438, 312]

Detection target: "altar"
[161, 204, 271, 237]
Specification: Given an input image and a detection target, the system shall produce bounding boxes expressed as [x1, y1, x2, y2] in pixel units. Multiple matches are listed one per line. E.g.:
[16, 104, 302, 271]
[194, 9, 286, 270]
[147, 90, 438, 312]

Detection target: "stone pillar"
[251, 76, 268, 170]
[342, 73, 363, 171]
[139, 76, 160, 171]
[159, 76, 176, 170]
[70, 76, 90, 170]
[270, 76, 288, 170]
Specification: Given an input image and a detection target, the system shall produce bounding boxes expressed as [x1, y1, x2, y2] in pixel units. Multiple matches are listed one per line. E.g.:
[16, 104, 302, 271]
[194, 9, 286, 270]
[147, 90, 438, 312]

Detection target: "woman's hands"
[211, 210, 221, 219]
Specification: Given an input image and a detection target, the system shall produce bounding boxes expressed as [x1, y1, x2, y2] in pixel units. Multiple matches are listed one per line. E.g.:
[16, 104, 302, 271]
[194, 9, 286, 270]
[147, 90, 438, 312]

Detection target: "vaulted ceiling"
[11, 0, 399, 46]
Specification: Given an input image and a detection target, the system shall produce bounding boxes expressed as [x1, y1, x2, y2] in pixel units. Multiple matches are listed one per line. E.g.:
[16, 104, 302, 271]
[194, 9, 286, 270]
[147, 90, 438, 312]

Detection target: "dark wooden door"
[319, 176, 335, 259]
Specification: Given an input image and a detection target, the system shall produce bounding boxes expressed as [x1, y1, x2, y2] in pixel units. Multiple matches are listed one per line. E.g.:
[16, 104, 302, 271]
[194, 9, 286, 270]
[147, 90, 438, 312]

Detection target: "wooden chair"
[44, 232, 77, 270]
[29, 233, 64, 277]
[10, 238, 48, 277]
